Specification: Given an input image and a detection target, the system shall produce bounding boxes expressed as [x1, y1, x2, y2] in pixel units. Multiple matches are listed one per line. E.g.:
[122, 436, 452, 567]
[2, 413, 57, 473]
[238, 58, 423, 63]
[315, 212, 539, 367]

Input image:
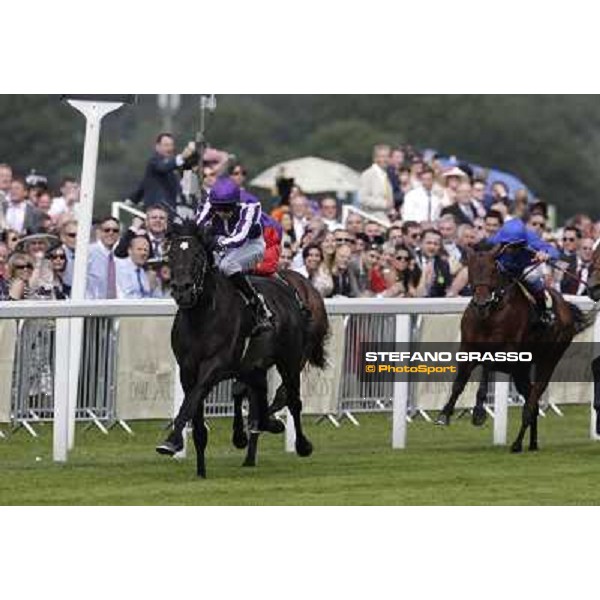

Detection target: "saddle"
[516, 281, 554, 327]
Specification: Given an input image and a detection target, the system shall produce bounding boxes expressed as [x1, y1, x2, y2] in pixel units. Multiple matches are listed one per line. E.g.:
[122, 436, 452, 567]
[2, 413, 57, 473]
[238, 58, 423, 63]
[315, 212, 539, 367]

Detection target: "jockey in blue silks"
[196, 177, 274, 334]
[487, 217, 560, 324]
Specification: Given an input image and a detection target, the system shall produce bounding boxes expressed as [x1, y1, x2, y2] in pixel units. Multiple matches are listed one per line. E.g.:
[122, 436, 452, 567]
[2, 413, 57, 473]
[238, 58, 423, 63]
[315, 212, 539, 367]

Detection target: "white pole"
[173, 363, 187, 458]
[65, 100, 123, 451]
[53, 318, 71, 462]
[591, 313, 600, 441]
[493, 372, 509, 445]
[392, 314, 411, 449]
[285, 408, 296, 453]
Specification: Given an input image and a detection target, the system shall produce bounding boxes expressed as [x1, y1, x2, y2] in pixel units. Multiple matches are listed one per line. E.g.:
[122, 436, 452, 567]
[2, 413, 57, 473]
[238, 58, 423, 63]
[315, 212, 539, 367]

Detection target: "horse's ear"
[491, 243, 503, 257]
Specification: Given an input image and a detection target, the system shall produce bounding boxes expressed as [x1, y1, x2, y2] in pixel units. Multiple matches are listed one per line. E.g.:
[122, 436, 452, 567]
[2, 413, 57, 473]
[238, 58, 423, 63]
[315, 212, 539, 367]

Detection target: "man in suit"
[114, 205, 168, 260]
[116, 236, 152, 299]
[358, 144, 393, 224]
[415, 229, 452, 297]
[559, 226, 583, 295]
[440, 181, 479, 226]
[129, 133, 198, 211]
[2, 178, 45, 235]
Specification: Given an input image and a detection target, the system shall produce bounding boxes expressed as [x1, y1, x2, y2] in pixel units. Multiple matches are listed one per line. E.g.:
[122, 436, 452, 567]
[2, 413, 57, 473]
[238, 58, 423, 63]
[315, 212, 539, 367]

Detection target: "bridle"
[171, 235, 208, 301]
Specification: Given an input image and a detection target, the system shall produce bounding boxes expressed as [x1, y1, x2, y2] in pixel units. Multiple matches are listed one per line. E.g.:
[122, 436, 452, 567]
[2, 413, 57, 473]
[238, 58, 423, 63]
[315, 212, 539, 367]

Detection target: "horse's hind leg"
[281, 368, 312, 457]
[191, 402, 208, 478]
[231, 380, 249, 450]
[436, 361, 478, 426]
[472, 367, 490, 427]
[241, 369, 269, 467]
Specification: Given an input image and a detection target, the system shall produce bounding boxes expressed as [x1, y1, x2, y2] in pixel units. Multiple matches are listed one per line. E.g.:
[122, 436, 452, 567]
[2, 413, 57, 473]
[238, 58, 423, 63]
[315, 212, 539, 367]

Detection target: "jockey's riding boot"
[532, 287, 555, 326]
[230, 272, 275, 335]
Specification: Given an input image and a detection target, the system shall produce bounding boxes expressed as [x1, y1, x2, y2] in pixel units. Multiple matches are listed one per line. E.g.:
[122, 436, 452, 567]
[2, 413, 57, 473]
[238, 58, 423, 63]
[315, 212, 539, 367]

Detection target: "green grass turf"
[1, 405, 600, 505]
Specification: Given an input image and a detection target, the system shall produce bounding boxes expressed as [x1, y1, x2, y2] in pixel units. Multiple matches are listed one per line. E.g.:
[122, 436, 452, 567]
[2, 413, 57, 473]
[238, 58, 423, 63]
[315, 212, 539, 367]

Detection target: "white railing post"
[53, 318, 71, 462]
[591, 313, 600, 441]
[493, 372, 509, 445]
[392, 314, 411, 449]
[341, 204, 391, 230]
[285, 408, 296, 453]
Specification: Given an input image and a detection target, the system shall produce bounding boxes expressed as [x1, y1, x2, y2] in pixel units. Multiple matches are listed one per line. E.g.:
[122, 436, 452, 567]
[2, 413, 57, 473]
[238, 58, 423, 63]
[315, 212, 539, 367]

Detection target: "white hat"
[442, 166, 468, 179]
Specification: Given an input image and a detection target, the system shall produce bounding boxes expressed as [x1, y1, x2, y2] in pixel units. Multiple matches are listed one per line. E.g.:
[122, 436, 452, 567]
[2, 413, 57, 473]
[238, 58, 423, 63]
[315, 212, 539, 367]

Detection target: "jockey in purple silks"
[196, 177, 274, 334]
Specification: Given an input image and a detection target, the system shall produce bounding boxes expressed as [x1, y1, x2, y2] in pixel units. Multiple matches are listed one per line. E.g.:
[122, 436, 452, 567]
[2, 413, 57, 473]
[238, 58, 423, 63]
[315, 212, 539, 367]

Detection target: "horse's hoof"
[266, 418, 285, 435]
[242, 459, 256, 468]
[296, 438, 313, 457]
[197, 470, 207, 479]
[595, 412, 600, 436]
[471, 409, 487, 427]
[232, 431, 249, 449]
[510, 443, 523, 454]
[155, 441, 183, 456]
[435, 413, 451, 426]
[528, 444, 539, 452]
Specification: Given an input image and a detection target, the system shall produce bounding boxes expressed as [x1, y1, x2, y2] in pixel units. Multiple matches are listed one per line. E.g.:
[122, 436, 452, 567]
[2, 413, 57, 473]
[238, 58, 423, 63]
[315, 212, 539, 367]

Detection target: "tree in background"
[1, 94, 599, 220]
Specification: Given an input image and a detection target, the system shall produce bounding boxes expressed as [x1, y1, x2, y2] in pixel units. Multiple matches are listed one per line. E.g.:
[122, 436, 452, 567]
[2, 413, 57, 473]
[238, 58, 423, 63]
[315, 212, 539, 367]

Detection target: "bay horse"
[436, 243, 590, 452]
[156, 220, 328, 477]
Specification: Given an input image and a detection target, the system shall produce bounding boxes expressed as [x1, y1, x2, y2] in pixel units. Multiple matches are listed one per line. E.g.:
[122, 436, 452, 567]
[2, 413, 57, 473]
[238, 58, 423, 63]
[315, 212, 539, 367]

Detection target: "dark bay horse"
[436, 243, 590, 452]
[155, 220, 328, 477]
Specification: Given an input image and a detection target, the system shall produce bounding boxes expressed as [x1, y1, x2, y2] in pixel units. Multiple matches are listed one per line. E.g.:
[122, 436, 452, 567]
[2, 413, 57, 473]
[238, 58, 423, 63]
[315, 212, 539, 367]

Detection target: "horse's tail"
[568, 301, 594, 335]
[277, 270, 329, 370]
[308, 302, 329, 370]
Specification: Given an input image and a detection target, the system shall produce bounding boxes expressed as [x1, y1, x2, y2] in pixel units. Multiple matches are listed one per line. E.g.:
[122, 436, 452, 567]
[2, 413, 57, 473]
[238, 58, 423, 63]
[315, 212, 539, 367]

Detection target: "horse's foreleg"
[472, 367, 490, 427]
[232, 380, 249, 450]
[436, 361, 478, 426]
[510, 373, 532, 453]
[192, 402, 208, 478]
[157, 361, 219, 456]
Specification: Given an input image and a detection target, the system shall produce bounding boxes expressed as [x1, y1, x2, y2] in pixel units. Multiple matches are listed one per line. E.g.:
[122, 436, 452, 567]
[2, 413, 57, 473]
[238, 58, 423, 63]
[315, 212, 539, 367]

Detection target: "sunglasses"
[395, 255, 410, 261]
[15, 263, 34, 270]
[232, 170, 247, 176]
[336, 238, 353, 244]
[563, 237, 576, 242]
[101, 228, 120, 234]
[65, 232, 77, 238]
[531, 222, 545, 227]
[50, 254, 66, 260]
[409, 233, 421, 239]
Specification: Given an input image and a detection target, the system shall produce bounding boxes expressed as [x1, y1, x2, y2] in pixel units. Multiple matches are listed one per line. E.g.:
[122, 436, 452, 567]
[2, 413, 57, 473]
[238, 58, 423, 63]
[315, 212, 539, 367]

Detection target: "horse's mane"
[174, 218, 200, 238]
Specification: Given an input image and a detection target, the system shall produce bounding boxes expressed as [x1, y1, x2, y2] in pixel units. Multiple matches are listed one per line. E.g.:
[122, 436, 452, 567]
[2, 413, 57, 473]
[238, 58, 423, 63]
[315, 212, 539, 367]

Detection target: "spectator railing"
[0, 297, 598, 461]
[341, 204, 391, 230]
[111, 201, 145, 223]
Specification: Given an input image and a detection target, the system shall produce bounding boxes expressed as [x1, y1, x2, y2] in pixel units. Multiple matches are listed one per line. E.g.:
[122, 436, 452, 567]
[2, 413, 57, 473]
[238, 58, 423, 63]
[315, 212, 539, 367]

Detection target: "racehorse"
[436, 243, 590, 452]
[155, 220, 328, 477]
[230, 269, 329, 451]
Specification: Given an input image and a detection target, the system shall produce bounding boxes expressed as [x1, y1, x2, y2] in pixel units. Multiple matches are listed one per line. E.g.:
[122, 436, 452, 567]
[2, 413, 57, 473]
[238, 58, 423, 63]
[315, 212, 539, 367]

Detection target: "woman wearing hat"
[196, 177, 273, 334]
[16, 231, 58, 298]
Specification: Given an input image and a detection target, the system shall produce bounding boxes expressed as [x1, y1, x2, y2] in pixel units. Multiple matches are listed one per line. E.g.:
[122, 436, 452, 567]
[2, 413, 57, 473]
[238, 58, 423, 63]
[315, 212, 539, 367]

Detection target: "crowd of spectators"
[268, 143, 598, 299]
[1, 138, 598, 304]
